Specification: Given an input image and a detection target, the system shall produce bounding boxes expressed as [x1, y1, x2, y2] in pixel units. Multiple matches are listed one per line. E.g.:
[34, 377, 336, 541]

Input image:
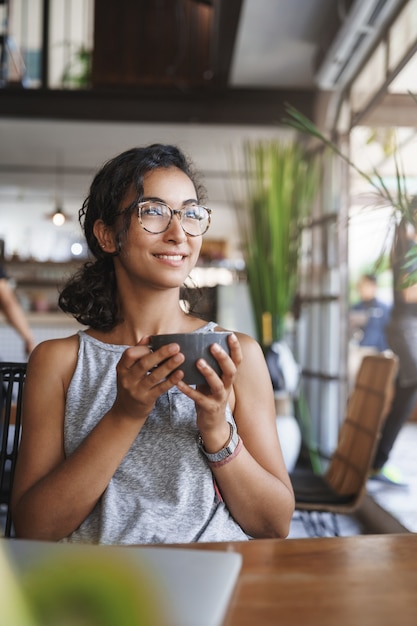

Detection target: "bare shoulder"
[232, 331, 270, 382]
[214, 326, 264, 359]
[224, 330, 274, 413]
[215, 327, 271, 408]
[27, 333, 80, 390]
[234, 331, 264, 356]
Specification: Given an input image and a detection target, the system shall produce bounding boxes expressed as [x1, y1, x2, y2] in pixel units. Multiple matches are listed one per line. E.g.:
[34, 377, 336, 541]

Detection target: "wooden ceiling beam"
[0, 87, 316, 125]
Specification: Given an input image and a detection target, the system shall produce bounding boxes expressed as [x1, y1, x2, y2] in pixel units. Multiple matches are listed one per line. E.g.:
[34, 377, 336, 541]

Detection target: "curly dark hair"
[58, 144, 206, 331]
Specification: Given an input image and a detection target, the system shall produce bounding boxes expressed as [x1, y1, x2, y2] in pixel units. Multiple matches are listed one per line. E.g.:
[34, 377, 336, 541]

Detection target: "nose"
[165, 210, 187, 241]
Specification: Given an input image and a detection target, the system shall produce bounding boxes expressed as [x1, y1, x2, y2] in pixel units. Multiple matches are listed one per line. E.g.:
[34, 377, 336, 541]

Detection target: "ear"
[93, 219, 116, 253]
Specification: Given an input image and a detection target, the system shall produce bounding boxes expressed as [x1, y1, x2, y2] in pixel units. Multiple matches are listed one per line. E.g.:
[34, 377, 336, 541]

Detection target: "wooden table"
[181, 533, 417, 626]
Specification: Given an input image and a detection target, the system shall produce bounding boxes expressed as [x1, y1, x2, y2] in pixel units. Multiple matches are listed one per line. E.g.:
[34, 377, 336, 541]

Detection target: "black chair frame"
[0, 362, 27, 537]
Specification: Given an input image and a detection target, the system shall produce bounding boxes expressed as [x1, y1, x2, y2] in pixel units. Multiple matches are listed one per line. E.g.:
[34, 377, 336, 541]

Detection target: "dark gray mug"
[150, 332, 232, 385]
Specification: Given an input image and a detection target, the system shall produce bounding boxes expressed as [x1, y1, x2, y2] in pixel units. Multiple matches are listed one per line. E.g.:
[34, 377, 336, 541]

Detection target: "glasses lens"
[139, 201, 171, 233]
[181, 205, 210, 236]
[138, 201, 211, 235]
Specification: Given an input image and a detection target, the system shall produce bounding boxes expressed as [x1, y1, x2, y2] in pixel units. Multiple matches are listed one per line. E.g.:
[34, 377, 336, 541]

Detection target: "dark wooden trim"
[0, 86, 316, 125]
[40, 0, 50, 88]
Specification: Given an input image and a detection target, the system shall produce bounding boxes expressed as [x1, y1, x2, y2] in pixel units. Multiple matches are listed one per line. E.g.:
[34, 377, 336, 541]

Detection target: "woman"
[11, 144, 294, 544]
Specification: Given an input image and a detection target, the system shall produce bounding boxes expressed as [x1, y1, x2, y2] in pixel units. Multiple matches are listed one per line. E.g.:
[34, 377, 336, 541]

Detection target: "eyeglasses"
[136, 200, 212, 236]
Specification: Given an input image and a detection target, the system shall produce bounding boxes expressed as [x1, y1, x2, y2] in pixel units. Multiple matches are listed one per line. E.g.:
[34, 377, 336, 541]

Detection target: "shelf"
[4, 259, 83, 286]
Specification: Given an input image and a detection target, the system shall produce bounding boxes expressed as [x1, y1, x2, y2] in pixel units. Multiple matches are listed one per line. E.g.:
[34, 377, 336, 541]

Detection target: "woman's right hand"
[112, 337, 186, 421]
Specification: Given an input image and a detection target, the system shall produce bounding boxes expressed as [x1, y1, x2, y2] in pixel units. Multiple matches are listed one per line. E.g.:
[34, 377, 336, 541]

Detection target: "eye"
[141, 202, 166, 217]
[184, 205, 206, 220]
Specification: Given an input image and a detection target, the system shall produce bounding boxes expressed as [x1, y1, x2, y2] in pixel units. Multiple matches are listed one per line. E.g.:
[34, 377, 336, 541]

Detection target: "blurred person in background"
[348, 273, 392, 392]
[0, 265, 35, 358]
[350, 273, 391, 352]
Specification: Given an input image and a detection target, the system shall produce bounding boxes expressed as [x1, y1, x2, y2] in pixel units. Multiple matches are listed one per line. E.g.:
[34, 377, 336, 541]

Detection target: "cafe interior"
[1, 1, 417, 624]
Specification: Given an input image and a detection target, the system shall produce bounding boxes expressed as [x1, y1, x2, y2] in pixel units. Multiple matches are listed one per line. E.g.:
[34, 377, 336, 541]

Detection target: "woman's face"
[114, 166, 203, 289]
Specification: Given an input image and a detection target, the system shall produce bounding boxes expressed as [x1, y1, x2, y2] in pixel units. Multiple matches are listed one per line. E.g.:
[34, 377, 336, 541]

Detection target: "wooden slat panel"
[92, 0, 213, 88]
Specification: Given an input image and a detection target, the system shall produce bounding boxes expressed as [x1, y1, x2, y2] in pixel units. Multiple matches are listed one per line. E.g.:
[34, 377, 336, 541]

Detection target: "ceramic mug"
[149, 332, 232, 385]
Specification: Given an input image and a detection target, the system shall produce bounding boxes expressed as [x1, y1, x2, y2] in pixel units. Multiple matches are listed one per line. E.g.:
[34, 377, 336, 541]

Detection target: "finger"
[147, 367, 185, 393]
[175, 359, 225, 399]
[208, 342, 237, 380]
[123, 342, 182, 373]
[145, 351, 185, 386]
[118, 343, 154, 370]
[198, 357, 227, 386]
[176, 377, 212, 402]
[227, 333, 242, 366]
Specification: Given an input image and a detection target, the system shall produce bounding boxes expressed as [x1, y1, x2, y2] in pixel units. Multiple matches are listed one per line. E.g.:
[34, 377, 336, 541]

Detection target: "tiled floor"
[289, 420, 417, 538]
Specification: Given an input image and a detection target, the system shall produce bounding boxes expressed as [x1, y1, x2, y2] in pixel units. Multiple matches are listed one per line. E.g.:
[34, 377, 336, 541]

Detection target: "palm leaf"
[283, 101, 417, 284]
[283, 103, 413, 217]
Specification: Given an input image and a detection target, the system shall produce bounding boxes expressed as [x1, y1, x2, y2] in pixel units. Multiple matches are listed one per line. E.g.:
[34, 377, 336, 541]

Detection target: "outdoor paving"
[366, 421, 417, 533]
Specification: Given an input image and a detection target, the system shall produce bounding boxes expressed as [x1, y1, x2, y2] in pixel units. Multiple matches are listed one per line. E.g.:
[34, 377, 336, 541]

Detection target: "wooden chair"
[0, 362, 27, 538]
[290, 353, 398, 537]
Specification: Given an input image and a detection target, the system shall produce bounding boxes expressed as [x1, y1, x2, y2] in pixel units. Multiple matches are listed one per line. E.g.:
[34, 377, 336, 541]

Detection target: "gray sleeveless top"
[63, 322, 248, 544]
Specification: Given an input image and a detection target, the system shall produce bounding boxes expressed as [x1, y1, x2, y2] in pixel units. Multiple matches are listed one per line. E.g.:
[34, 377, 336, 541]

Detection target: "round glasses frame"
[133, 200, 212, 236]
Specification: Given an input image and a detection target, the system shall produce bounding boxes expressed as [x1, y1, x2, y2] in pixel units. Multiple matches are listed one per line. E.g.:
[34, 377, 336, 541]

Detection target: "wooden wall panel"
[92, 0, 214, 88]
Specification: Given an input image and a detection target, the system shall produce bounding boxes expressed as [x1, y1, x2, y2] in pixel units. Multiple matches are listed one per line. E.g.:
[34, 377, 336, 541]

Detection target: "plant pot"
[275, 392, 302, 472]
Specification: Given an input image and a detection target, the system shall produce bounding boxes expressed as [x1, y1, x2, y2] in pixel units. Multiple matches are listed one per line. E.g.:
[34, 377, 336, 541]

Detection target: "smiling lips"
[154, 253, 186, 264]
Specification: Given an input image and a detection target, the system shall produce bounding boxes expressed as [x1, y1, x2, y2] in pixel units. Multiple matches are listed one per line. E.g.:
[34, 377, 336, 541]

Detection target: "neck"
[118, 286, 190, 339]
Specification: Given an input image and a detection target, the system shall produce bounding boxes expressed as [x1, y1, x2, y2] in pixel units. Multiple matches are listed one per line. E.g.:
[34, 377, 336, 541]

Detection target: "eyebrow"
[141, 196, 199, 206]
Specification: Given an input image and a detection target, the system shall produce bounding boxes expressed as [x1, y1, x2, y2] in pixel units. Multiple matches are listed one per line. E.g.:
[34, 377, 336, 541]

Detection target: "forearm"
[13, 457, 102, 541]
[12, 411, 144, 541]
[211, 445, 295, 539]
[9, 309, 35, 353]
[0, 283, 35, 348]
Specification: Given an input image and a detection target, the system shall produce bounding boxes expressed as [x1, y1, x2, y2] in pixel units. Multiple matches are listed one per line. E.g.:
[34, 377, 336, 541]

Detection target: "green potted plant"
[237, 139, 320, 349]
[234, 139, 320, 471]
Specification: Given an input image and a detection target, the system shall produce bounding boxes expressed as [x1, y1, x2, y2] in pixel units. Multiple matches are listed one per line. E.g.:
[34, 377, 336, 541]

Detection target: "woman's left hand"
[176, 333, 242, 448]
